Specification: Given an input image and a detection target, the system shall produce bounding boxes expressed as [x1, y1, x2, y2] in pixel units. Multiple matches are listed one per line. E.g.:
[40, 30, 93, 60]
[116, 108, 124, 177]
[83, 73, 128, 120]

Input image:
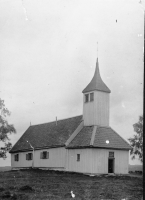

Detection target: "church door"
[108, 158, 114, 173]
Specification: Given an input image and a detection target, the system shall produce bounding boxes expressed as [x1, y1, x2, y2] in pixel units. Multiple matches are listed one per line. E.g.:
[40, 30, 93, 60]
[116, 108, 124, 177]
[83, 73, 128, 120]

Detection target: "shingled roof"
[9, 115, 83, 153]
[66, 126, 94, 148]
[93, 126, 131, 149]
[10, 115, 131, 153]
[82, 58, 111, 93]
[67, 125, 131, 150]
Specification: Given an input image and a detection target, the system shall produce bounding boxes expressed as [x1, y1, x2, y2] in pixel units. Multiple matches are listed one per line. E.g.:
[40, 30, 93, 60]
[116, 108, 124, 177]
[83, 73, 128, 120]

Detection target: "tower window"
[90, 93, 94, 101]
[85, 94, 89, 102]
[77, 154, 80, 161]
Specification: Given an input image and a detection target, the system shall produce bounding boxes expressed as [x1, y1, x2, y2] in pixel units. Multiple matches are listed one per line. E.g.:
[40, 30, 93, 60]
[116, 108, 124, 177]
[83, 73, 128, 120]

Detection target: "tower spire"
[82, 60, 111, 93]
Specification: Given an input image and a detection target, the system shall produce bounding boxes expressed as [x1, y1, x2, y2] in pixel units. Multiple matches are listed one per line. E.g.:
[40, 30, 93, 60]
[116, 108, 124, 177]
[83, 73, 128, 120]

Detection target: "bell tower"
[82, 58, 111, 126]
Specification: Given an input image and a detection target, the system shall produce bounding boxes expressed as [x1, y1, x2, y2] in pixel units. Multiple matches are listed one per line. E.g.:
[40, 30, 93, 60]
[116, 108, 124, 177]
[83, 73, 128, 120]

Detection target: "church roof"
[66, 126, 94, 147]
[82, 58, 111, 93]
[9, 115, 83, 153]
[67, 125, 131, 150]
[10, 116, 131, 153]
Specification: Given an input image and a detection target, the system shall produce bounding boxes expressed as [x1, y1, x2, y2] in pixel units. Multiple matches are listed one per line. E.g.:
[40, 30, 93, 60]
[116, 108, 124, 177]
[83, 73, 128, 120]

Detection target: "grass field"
[0, 167, 11, 172]
[0, 169, 143, 200]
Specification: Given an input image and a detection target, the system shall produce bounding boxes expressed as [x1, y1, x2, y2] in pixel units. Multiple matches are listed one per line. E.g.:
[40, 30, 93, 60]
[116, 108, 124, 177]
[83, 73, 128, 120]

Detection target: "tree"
[128, 115, 143, 163]
[0, 98, 16, 159]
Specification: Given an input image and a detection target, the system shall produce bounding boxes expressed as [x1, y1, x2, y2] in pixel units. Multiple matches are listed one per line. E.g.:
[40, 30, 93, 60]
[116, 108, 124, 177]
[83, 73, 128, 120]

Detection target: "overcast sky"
[0, 0, 144, 166]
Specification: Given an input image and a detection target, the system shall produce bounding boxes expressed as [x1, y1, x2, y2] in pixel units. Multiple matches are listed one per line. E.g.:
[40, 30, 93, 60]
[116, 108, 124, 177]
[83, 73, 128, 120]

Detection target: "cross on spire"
[97, 42, 98, 58]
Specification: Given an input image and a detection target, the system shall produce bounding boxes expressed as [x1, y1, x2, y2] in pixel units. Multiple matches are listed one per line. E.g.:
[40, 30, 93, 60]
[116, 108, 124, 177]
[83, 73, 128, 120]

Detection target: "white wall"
[11, 147, 129, 174]
[11, 147, 66, 169]
[113, 150, 129, 174]
[66, 149, 92, 173]
[66, 148, 129, 174]
[83, 91, 110, 126]
[34, 147, 66, 168]
[91, 149, 129, 174]
[11, 151, 33, 168]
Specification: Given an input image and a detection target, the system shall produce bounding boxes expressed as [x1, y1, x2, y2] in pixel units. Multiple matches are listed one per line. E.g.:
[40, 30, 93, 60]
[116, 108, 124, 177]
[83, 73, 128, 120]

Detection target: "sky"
[0, 0, 144, 166]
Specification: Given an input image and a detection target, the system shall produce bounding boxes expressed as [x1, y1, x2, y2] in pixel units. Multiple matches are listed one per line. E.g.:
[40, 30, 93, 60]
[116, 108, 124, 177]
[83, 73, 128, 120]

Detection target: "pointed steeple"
[82, 58, 111, 93]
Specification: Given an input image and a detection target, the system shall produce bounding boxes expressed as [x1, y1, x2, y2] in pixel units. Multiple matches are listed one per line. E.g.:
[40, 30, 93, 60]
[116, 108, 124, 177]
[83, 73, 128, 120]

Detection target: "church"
[10, 57, 131, 174]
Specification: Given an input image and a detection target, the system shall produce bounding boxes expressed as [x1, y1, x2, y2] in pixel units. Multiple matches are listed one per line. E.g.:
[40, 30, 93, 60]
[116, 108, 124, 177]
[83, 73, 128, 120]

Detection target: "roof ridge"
[110, 127, 132, 148]
[65, 121, 84, 146]
[96, 125, 110, 128]
[31, 115, 83, 127]
[90, 126, 97, 146]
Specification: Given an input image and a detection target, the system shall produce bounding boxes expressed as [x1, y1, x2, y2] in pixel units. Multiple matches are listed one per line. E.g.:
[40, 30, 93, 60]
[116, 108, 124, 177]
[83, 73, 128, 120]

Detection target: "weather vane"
[97, 42, 98, 58]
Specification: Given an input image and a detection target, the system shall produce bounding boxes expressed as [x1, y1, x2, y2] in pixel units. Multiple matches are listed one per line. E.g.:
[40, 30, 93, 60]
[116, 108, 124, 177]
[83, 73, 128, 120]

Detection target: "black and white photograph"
[0, 0, 143, 199]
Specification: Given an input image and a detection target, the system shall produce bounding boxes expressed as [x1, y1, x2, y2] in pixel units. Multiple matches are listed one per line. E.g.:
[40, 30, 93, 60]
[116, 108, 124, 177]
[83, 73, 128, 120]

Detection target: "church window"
[14, 154, 19, 161]
[40, 151, 49, 159]
[77, 154, 80, 161]
[109, 152, 114, 158]
[90, 93, 94, 101]
[85, 94, 89, 102]
[26, 153, 33, 160]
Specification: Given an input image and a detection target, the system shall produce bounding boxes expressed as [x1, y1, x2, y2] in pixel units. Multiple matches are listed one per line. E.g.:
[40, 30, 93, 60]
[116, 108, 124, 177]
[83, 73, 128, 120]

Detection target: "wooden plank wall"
[66, 149, 129, 174]
[11, 148, 129, 174]
[11, 147, 66, 169]
[66, 149, 92, 173]
[11, 151, 33, 168]
[34, 147, 66, 168]
[83, 91, 110, 126]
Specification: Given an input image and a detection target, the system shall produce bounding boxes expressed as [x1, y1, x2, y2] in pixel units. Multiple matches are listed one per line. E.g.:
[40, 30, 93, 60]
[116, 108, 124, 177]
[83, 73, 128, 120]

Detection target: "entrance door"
[108, 159, 114, 173]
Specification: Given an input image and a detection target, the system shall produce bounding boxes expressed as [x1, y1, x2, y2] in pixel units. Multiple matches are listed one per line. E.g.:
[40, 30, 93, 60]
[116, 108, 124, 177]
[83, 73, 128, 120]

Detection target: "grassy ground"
[0, 169, 143, 200]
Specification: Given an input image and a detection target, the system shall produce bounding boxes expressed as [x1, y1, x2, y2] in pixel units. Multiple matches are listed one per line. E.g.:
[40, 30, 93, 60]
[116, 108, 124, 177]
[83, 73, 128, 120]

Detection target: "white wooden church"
[10, 58, 131, 174]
